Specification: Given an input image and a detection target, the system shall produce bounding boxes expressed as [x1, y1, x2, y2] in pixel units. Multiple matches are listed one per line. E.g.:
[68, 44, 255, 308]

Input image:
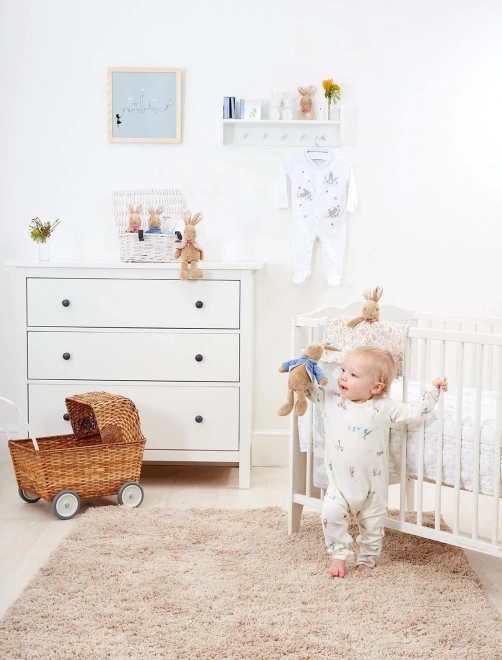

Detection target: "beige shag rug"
[1, 507, 502, 660]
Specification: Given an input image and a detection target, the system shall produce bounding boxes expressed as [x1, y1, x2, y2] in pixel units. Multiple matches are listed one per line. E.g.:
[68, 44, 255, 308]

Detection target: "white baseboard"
[0, 427, 289, 468]
[251, 431, 288, 467]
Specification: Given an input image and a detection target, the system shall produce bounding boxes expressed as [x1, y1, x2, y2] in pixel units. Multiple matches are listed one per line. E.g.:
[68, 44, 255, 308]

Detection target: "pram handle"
[0, 396, 39, 451]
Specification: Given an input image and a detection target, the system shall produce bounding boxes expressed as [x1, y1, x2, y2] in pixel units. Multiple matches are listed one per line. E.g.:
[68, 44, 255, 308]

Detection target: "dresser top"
[4, 260, 264, 270]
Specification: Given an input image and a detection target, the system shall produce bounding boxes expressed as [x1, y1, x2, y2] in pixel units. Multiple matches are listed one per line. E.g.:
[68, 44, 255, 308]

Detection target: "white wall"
[1, 0, 501, 458]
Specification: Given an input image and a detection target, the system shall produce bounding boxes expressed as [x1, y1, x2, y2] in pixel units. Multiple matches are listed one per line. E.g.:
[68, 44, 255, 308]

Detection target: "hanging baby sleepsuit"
[273, 151, 357, 286]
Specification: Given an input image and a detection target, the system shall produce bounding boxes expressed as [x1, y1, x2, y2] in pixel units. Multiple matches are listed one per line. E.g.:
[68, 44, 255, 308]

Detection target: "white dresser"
[7, 261, 262, 488]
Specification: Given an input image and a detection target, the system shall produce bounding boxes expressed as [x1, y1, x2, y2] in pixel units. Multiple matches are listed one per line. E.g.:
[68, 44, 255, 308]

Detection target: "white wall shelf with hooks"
[221, 114, 341, 147]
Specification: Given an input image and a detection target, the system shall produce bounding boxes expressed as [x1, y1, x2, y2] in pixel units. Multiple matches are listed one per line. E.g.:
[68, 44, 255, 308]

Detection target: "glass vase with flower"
[29, 217, 60, 261]
[322, 79, 341, 121]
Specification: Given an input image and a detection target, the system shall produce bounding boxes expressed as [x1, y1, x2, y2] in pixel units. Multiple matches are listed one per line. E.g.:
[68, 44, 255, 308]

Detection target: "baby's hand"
[432, 377, 448, 392]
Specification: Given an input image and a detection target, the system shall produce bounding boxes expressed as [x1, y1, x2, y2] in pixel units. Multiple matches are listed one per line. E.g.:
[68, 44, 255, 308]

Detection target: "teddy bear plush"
[347, 287, 383, 328]
[174, 210, 204, 280]
[278, 341, 341, 416]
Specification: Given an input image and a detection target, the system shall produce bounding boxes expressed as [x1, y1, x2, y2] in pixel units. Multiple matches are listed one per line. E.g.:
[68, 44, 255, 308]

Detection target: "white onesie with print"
[273, 151, 357, 286]
[307, 383, 440, 567]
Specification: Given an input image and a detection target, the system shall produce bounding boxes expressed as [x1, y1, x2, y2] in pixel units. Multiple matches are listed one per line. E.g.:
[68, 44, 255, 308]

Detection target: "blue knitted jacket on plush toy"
[145, 227, 162, 234]
[281, 357, 327, 385]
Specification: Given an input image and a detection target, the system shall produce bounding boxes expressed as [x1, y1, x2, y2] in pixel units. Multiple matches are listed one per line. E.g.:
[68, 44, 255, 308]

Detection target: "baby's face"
[338, 356, 380, 403]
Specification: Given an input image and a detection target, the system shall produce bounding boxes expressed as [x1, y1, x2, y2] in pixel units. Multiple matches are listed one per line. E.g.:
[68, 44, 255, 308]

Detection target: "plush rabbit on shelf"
[297, 85, 316, 120]
[174, 211, 204, 280]
[347, 287, 384, 328]
[126, 205, 142, 233]
[145, 206, 165, 234]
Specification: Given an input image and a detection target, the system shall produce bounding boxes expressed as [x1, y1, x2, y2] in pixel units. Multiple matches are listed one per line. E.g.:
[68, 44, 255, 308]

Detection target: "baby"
[307, 346, 448, 578]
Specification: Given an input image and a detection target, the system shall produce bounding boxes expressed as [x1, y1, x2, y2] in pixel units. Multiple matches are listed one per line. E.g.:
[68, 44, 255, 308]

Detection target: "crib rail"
[289, 311, 502, 559]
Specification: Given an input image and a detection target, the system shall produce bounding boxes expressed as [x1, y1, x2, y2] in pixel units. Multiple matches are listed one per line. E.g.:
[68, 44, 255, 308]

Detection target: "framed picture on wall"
[108, 67, 182, 143]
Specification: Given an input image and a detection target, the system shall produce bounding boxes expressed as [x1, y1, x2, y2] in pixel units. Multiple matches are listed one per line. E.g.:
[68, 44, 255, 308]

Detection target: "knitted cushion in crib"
[321, 315, 409, 377]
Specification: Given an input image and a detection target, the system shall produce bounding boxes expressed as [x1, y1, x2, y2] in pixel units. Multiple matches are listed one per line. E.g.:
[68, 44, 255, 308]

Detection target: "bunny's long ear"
[128, 205, 134, 213]
[306, 85, 316, 95]
[323, 343, 341, 352]
[147, 206, 154, 213]
[183, 210, 192, 224]
[372, 286, 383, 302]
[135, 205, 143, 213]
[156, 205, 165, 214]
[362, 288, 372, 301]
[297, 87, 307, 95]
[191, 213, 203, 225]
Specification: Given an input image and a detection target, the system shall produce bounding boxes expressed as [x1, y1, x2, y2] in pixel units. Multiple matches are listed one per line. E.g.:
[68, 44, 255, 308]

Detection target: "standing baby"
[307, 346, 448, 577]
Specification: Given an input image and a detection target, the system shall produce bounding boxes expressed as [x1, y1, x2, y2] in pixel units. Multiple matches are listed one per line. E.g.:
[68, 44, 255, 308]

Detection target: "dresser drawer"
[27, 278, 240, 329]
[28, 384, 239, 451]
[28, 332, 239, 382]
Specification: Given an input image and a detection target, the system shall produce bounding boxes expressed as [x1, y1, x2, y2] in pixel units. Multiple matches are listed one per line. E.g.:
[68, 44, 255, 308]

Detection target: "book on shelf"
[223, 96, 236, 119]
[240, 98, 261, 120]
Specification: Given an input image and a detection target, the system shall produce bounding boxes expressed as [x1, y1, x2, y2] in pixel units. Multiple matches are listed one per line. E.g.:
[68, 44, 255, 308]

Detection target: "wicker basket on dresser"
[7, 261, 263, 488]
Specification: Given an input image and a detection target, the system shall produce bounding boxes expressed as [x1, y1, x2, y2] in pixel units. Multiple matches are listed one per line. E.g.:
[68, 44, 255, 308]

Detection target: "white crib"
[288, 303, 502, 558]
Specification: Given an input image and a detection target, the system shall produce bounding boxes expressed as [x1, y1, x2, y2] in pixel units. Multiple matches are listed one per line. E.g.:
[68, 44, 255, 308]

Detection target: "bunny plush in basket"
[126, 205, 142, 233]
[145, 206, 164, 234]
[174, 210, 204, 280]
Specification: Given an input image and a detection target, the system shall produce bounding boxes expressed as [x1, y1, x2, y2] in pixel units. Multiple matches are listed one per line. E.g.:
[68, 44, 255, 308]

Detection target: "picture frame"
[108, 67, 182, 143]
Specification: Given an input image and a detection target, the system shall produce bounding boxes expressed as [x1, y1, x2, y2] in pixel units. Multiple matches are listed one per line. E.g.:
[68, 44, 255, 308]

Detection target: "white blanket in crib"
[299, 367, 502, 497]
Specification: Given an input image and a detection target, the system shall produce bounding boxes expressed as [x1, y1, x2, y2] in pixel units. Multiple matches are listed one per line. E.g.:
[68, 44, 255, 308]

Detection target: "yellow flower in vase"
[322, 79, 341, 120]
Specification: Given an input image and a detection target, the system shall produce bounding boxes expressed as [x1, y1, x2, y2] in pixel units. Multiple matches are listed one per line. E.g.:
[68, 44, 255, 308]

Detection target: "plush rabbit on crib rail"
[347, 287, 383, 328]
[174, 211, 204, 280]
[278, 342, 341, 417]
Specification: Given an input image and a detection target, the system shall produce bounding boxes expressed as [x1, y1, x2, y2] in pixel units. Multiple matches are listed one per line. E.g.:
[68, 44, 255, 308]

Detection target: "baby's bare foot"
[329, 559, 346, 578]
[356, 564, 372, 574]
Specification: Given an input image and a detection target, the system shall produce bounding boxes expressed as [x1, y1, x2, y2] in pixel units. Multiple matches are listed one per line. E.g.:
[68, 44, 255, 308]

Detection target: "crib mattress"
[299, 364, 502, 496]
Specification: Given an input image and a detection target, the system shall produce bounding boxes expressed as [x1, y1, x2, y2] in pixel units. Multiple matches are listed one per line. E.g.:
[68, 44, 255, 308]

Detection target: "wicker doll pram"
[2, 392, 146, 519]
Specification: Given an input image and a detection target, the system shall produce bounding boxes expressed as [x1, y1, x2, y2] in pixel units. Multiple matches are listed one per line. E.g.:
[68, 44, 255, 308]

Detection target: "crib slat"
[305, 327, 314, 497]
[435, 341, 446, 531]
[492, 346, 502, 545]
[400, 337, 412, 521]
[454, 343, 464, 536]
[417, 338, 427, 527]
[472, 344, 483, 541]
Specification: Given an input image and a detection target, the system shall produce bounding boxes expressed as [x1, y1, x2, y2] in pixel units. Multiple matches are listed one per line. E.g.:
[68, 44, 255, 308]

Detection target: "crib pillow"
[321, 314, 409, 377]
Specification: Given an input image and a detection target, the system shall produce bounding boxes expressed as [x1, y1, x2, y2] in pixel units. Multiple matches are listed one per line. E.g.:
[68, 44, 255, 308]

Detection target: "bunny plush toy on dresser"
[347, 287, 384, 328]
[297, 86, 316, 120]
[174, 211, 204, 280]
[126, 205, 142, 233]
[278, 341, 341, 416]
[145, 206, 165, 234]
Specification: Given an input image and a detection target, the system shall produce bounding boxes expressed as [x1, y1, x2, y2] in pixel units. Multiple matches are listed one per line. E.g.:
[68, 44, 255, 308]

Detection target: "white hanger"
[306, 136, 331, 160]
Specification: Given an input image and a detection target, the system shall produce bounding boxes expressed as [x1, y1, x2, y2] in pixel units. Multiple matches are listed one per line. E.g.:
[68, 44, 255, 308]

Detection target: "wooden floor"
[1, 461, 501, 620]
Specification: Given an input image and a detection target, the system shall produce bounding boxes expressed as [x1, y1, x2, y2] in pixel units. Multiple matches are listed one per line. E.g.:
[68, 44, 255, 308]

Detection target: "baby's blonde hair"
[345, 346, 396, 397]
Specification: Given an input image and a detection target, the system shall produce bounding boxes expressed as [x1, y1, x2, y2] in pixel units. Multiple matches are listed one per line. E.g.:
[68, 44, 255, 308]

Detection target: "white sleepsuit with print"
[273, 151, 357, 286]
[307, 383, 441, 567]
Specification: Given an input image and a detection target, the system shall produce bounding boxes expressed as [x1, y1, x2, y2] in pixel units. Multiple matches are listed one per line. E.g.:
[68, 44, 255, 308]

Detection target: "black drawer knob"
[62, 299, 70, 307]
[63, 413, 70, 421]
[62, 352, 71, 361]
[195, 354, 203, 362]
[195, 301, 203, 309]
[195, 415, 203, 423]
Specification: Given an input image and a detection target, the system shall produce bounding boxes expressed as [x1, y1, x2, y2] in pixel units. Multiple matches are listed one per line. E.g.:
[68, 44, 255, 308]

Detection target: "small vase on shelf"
[38, 241, 49, 262]
[324, 98, 338, 121]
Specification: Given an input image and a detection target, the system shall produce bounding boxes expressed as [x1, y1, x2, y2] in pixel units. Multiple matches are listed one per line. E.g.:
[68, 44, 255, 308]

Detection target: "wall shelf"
[221, 111, 341, 147]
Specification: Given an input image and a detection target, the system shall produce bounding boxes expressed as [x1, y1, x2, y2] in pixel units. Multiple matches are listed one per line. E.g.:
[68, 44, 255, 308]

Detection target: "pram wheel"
[52, 490, 81, 520]
[18, 488, 41, 503]
[117, 481, 144, 508]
